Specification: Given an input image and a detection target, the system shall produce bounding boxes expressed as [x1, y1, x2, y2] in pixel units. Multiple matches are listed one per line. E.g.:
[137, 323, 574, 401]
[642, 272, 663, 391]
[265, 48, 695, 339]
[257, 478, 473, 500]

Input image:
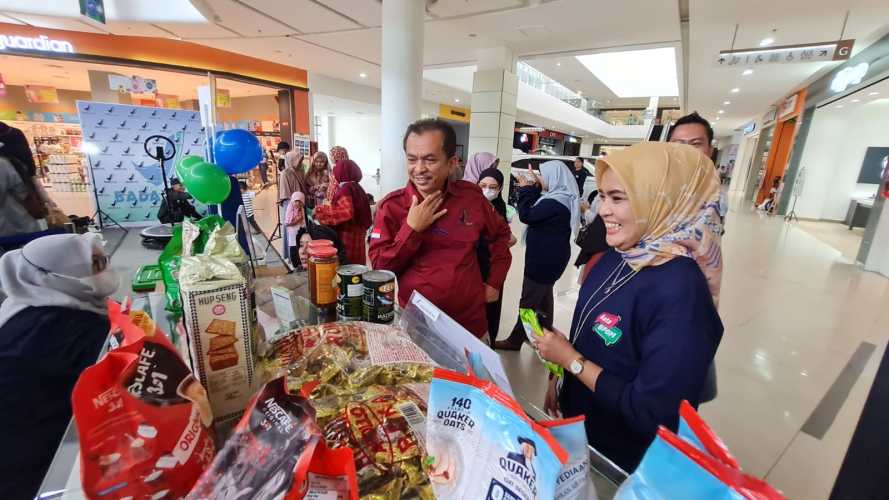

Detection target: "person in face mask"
[475, 167, 517, 346]
[0, 233, 118, 499]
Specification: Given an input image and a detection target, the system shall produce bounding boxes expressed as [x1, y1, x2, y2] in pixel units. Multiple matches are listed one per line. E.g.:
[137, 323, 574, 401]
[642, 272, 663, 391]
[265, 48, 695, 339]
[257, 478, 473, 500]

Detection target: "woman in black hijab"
[476, 167, 515, 345]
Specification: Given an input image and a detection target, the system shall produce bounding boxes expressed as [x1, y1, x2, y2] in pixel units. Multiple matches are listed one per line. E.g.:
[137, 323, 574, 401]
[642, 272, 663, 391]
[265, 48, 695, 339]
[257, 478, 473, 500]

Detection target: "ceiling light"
[454, 98, 460, 103]
[742, 69, 754, 76]
[359, 72, 367, 78]
[723, 100, 731, 105]
[731, 88, 740, 93]
[716, 117, 721, 120]
[869, 91, 879, 96]
[836, 104, 844, 108]
[575, 47, 678, 97]
[759, 37, 775, 47]
[851, 99, 860, 103]
[718, 110, 725, 114]
[556, 62, 561, 66]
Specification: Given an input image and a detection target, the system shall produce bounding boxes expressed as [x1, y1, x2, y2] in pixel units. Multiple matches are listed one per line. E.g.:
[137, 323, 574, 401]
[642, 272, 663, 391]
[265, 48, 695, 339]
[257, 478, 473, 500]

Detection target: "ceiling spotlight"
[723, 100, 731, 105]
[716, 116, 720, 120]
[556, 62, 561, 66]
[730, 88, 740, 93]
[836, 104, 844, 108]
[454, 98, 460, 103]
[851, 99, 861, 103]
[718, 110, 725, 114]
[869, 91, 880, 95]
[359, 72, 367, 78]
[759, 37, 775, 47]
[742, 69, 754, 76]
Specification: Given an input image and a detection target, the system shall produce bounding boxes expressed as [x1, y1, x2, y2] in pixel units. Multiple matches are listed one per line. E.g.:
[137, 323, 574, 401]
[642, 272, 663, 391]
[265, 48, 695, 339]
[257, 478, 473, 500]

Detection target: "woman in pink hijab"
[462, 152, 499, 183]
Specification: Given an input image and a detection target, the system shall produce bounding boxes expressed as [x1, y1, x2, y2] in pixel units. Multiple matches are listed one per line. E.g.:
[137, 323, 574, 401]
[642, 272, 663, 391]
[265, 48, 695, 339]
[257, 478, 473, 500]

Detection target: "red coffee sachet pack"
[72, 301, 216, 499]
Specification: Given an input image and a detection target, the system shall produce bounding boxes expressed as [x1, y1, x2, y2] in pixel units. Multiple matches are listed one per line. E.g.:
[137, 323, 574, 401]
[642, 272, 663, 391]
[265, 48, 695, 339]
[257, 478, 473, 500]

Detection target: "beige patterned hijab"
[595, 142, 723, 305]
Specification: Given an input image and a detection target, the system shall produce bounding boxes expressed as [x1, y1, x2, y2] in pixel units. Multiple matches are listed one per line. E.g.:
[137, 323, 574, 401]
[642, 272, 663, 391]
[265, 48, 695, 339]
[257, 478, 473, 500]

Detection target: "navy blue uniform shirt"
[559, 248, 723, 472]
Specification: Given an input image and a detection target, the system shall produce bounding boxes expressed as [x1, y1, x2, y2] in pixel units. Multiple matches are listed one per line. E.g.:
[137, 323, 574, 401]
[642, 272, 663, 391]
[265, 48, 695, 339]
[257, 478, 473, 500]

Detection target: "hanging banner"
[716, 39, 855, 66]
[108, 74, 158, 95]
[24, 84, 59, 104]
[77, 101, 209, 225]
[216, 88, 231, 108]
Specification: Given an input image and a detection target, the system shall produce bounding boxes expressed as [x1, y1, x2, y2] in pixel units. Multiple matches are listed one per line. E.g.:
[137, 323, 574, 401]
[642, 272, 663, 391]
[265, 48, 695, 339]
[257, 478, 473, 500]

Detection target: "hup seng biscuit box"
[181, 278, 257, 429]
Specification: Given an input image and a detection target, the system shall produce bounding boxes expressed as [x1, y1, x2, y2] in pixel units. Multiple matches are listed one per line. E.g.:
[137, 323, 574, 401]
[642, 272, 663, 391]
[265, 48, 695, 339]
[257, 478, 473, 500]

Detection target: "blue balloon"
[213, 129, 263, 175]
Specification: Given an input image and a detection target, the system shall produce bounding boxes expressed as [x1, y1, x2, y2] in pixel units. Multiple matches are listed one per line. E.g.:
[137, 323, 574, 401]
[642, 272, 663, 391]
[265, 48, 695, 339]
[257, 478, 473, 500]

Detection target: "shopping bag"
[614, 402, 784, 500]
[72, 301, 216, 499]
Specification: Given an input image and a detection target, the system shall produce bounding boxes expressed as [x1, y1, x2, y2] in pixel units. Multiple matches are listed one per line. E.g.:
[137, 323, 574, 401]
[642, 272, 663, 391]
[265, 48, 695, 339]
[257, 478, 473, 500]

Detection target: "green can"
[362, 270, 396, 324]
[337, 265, 368, 321]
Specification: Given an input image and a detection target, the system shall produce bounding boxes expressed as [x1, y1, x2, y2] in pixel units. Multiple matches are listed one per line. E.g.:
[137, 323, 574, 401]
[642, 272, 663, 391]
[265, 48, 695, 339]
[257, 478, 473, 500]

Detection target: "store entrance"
[789, 77, 889, 261]
[0, 54, 286, 226]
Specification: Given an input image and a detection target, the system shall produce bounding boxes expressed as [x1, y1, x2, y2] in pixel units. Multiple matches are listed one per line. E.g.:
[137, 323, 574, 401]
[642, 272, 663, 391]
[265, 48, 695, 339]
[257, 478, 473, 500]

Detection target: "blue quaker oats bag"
[425, 369, 568, 500]
[539, 417, 595, 500]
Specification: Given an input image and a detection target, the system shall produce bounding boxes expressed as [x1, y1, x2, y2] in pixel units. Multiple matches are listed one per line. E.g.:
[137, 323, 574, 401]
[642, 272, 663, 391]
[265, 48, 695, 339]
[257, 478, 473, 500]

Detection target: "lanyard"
[569, 260, 638, 345]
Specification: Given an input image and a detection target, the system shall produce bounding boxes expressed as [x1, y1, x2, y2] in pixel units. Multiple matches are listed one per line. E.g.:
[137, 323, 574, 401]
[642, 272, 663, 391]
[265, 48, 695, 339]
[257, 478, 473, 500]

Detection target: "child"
[285, 191, 306, 267]
[237, 180, 260, 232]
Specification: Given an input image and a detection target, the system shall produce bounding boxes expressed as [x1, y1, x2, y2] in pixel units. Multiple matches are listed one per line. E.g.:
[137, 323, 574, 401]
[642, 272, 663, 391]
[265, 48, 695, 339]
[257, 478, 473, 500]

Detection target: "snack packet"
[519, 308, 564, 378]
[538, 417, 595, 500]
[273, 322, 434, 398]
[73, 301, 215, 499]
[310, 383, 432, 499]
[426, 368, 568, 500]
[187, 377, 323, 500]
[294, 441, 359, 500]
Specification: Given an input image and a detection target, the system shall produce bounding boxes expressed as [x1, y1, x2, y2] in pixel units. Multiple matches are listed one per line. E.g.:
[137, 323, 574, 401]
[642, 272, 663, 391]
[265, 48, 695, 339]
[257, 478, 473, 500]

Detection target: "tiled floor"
[71, 184, 889, 500]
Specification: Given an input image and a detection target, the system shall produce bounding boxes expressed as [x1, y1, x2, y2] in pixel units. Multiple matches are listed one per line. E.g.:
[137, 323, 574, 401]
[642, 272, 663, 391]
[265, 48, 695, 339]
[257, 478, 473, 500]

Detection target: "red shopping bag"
[72, 301, 216, 499]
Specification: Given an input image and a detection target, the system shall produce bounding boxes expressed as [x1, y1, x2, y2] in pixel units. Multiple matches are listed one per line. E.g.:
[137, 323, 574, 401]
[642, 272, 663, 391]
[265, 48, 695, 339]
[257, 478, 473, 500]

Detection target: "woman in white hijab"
[495, 160, 580, 350]
[0, 233, 119, 499]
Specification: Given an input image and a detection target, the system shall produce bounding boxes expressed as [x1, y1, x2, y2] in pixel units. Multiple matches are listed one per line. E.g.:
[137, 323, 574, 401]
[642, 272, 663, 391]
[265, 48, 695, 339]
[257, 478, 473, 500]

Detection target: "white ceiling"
[0, 54, 277, 99]
[3, 0, 889, 140]
[687, 0, 889, 137]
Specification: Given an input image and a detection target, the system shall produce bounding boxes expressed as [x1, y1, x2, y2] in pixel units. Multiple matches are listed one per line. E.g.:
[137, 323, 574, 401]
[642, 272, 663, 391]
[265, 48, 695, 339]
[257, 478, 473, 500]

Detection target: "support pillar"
[468, 47, 518, 178]
[380, 0, 425, 195]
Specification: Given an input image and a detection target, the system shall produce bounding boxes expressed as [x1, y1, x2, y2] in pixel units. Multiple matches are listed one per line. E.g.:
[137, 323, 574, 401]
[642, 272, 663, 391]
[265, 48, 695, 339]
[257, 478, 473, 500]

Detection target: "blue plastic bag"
[614, 403, 784, 500]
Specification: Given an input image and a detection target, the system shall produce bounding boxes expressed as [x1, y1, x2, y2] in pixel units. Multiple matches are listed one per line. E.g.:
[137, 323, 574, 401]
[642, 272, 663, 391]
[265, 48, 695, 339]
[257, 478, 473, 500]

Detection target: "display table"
[36, 273, 627, 499]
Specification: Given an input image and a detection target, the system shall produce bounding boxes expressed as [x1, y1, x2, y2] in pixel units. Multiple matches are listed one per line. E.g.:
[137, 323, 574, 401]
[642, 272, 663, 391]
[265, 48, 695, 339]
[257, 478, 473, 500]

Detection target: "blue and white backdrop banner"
[77, 100, 210, 225]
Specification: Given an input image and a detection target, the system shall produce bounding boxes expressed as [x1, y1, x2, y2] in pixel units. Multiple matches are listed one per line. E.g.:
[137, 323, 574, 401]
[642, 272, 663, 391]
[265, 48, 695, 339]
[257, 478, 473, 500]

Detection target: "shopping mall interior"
[1, 1, 889, 499]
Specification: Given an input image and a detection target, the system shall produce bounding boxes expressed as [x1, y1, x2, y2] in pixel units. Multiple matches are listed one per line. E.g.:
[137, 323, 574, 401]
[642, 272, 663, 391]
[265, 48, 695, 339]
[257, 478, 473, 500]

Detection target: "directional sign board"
[717, 40, 854, 66]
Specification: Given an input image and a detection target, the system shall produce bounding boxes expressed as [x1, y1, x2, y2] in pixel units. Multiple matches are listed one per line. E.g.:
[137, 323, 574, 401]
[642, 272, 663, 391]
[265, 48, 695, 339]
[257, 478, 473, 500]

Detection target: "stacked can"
[362, 270, 397, 324]
[336, 265, 367, 321]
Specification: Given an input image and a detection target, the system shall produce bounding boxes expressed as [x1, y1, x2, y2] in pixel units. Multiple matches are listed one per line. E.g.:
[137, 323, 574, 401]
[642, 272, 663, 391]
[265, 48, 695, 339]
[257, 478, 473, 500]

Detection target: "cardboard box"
[181, 277, 257, 429]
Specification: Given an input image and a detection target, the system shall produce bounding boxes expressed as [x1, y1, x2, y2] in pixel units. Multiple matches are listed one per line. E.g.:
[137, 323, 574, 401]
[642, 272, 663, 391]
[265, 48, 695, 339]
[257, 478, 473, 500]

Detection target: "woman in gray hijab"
[0, 233, 119, 499]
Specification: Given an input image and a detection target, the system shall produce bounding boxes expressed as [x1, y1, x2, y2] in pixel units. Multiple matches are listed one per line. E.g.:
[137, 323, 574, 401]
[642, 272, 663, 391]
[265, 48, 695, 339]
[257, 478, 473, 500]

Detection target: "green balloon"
[181, 161, 231, 204]
[176, 155, 204, 181]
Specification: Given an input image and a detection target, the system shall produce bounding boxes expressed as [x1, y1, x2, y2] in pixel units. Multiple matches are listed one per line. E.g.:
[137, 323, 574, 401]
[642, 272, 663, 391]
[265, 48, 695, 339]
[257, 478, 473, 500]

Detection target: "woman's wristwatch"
[568, 356, 586, 376]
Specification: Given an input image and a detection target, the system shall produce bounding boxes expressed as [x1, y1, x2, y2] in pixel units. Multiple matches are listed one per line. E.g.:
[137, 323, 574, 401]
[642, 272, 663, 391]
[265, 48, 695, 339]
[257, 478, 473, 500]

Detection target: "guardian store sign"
[0, 34, 74, 53]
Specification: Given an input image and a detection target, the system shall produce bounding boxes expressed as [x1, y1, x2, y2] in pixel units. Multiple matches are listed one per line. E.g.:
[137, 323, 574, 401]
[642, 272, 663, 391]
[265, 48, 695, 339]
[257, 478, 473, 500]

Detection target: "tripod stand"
[784, 193, 800, 222]
[86, 155, 126, 232]
[144, 135, 177, 228]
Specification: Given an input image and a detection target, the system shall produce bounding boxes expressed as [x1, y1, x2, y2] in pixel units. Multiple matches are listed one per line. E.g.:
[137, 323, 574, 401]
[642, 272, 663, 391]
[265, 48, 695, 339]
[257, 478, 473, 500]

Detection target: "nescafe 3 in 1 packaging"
[72, 302, 216, 499]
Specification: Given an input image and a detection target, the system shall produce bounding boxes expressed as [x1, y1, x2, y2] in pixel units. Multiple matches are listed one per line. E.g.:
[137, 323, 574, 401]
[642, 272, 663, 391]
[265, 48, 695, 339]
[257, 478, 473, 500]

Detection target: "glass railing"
[517, 61, 606, 118]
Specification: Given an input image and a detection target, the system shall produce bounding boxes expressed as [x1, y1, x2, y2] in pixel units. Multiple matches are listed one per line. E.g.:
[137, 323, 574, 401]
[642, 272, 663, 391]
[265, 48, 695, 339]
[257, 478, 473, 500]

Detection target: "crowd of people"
[0, 111, 729, 491]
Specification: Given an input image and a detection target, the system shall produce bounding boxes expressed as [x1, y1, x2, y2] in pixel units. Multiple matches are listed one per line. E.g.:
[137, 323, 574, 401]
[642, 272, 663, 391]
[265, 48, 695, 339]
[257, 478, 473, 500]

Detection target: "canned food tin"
[362, 270, 397, 324]
[337, 265, 368, 320]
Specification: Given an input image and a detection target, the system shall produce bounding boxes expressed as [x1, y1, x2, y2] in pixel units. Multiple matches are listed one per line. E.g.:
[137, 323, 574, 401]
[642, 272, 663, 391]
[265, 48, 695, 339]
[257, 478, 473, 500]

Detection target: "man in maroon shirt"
[369, 119, 512, 339]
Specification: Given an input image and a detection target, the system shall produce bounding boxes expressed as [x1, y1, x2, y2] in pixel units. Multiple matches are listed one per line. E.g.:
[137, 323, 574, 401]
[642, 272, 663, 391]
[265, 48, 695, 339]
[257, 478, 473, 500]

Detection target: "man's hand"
[406, 192, 447, 232]
[484, 284, 500, 303]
